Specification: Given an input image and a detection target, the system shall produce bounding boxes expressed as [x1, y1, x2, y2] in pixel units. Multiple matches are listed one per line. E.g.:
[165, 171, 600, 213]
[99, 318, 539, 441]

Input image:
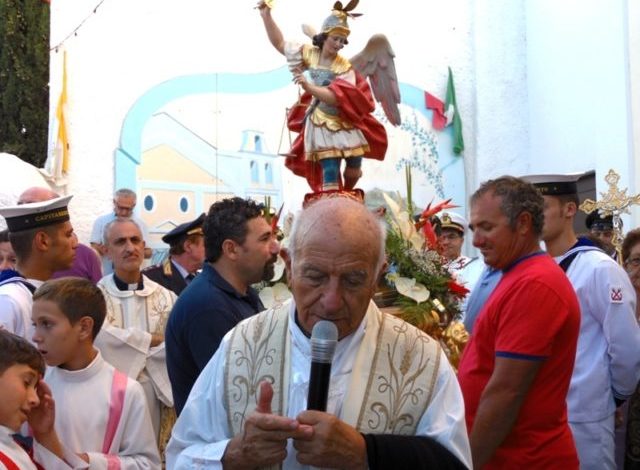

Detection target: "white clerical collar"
[287, 301, 368, 362]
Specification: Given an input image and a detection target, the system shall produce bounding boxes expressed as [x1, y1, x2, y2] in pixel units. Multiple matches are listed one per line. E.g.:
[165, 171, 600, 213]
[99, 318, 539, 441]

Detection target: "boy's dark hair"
[33, 277, 106, 339]
[0, 330, 45, 376]
[0, 229, 9, 243]
[203, 197, 265, 263]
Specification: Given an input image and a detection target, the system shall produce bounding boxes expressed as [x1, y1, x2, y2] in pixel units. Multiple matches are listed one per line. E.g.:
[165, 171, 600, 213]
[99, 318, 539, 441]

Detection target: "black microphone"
[307, 320, 338, 411]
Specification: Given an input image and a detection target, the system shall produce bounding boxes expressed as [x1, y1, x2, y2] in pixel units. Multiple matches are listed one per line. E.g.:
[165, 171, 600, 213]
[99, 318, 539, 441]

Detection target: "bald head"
[289, 197, 386, 272]
[285, 197, 387, 339]
[18, 187, 59, 205]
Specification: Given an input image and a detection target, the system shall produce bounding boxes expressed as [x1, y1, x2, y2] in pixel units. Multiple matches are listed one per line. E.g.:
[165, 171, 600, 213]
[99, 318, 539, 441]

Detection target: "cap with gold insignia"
[162, 213, 205, 246]
[440, 211, 467, 233]
[585, 211, 614, 231]
[0, 195, 73, 233]
[520, 173, 581, 196]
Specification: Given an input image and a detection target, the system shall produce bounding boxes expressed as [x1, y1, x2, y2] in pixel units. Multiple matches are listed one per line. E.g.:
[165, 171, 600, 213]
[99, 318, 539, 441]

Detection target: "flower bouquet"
[378, 189, 470, 368]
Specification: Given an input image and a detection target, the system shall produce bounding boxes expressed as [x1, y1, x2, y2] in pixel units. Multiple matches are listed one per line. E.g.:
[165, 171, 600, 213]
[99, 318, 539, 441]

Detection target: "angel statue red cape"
[258, 0, 401, 196]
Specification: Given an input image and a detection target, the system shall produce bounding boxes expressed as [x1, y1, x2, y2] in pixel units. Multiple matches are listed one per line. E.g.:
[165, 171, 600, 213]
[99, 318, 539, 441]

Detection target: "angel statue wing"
[350, 34, 401, 126]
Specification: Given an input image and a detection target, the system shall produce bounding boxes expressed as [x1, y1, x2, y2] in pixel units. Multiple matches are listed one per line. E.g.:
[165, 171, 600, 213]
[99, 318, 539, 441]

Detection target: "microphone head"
[310, 320, 338, 363]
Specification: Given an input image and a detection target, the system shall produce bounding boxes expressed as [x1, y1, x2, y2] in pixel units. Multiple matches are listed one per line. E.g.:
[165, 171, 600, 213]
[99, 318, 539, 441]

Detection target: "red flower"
[447, 280, 469, 297]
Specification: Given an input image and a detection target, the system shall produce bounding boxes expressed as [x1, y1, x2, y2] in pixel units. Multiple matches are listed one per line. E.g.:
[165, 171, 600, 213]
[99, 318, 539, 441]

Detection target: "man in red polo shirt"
[458, 176, 580, 469]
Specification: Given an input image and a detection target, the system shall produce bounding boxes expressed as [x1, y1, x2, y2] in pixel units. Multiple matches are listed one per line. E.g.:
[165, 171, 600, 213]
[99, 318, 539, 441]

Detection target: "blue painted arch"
[116, 66, 464, 206]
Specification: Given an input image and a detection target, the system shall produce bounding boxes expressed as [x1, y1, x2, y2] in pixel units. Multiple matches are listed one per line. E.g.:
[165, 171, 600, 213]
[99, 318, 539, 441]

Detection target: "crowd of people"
[0, 174, 638, 469]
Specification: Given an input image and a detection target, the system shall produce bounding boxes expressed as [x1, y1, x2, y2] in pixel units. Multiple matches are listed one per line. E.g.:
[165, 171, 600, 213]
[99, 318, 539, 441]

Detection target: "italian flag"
[424, 67, 464, 155]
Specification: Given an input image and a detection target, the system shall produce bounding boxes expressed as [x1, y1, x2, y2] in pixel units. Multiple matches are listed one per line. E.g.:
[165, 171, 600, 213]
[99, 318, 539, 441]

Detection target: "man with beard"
[165, 197, 280, 415]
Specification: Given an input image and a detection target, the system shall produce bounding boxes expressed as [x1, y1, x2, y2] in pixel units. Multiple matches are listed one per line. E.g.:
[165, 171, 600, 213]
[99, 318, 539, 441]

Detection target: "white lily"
[259, 282, 292, 309]
[394, 276, 430, 304]
[270, 254, 286, 282]
[383, 192, 421, 244]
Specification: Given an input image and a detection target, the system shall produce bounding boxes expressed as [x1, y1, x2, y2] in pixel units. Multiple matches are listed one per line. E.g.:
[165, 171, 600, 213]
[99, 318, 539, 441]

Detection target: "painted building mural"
[114, 66, 463, 251]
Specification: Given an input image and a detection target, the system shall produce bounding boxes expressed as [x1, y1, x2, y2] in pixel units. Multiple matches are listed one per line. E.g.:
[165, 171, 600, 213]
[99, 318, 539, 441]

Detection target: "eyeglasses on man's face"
[625, 257, 640, 269]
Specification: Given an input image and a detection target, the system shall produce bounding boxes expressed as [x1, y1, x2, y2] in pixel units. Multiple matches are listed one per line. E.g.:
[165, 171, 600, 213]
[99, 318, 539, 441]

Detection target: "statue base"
[303, 188, 365, 207]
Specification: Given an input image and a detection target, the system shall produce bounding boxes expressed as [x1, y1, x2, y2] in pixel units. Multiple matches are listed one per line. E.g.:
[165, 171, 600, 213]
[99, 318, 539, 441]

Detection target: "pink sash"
[101, 369, 128, 470]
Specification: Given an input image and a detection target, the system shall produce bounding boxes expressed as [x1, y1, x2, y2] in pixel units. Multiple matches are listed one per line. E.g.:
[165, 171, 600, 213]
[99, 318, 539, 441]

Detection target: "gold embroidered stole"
[225, 305, 291, 436]
[343, 309, 441, 434]
[224, 302, 441, 466]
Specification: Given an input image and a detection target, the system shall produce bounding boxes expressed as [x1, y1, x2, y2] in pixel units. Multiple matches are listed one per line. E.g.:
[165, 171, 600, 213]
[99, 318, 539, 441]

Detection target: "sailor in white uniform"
[525, 173, 640, 470]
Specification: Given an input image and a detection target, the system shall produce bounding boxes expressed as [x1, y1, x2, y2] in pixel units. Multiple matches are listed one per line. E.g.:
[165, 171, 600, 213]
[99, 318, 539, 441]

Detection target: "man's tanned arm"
[469, 356, 542, 468]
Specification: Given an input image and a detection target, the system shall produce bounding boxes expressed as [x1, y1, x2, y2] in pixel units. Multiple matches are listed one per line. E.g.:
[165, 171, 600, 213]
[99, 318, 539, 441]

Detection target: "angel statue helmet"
[321, 3, 352, 37]
[258, 0, 401, 196]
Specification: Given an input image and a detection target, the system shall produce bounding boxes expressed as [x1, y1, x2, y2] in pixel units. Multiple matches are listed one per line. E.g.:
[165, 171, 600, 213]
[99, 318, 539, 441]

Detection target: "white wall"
[50, 0, 478, 242]
[628, 0, 640, 227]
[472, 0, 529, 186]
[48, 0, 638, 241]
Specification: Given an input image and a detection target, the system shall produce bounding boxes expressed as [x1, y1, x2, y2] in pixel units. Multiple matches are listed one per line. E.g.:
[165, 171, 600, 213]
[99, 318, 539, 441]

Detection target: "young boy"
[31, 277, 161, 468]
[0, 330, 87, 469]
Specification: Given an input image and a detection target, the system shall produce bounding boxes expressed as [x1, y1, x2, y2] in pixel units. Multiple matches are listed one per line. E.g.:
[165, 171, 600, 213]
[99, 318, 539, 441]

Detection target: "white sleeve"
[89, 217, 104, 244]
[415, 349, 472, 469]
[146, 343, 173, 407]
[33, 442, 89, 469]
[284, 41, 305, 73]
[166, 338, 232, 469]
[86, 380, 161, 470]
[94, 324, 151, 380]
[0, 295, 22, 335]
[592, 260, 640, 398]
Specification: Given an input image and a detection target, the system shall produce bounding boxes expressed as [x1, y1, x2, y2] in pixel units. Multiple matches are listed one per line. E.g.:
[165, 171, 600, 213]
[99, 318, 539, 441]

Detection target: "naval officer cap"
[521, 173, 581, 196]
[585, 211, 614, 231]
[0, 195, 73, 233]
[162, 213, 205, 246]
[440, 211, 467, 233]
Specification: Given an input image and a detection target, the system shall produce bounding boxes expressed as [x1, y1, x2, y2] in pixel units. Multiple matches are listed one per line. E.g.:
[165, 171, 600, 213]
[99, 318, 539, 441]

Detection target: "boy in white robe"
[0, 330, 87, 469]
[31, 277, 161, 469]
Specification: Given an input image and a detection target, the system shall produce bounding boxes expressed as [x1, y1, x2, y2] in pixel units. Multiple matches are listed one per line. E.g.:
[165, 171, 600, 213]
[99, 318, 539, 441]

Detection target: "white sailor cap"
[0, 195, 73, 233]
[520, 174, 581, 196]
[440, 211, 467, 233]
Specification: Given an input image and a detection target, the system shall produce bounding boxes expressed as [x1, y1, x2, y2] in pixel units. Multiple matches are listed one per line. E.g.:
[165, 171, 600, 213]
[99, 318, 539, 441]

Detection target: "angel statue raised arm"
[257, 0, 401, 196]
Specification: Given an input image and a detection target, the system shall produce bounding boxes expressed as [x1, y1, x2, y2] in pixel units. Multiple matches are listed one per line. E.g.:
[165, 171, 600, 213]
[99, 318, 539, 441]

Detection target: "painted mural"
[114, 66, 464, 250]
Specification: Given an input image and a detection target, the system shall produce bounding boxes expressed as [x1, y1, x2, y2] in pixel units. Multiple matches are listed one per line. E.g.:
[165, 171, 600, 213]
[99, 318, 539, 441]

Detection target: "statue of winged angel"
[258, 0, 401, 193]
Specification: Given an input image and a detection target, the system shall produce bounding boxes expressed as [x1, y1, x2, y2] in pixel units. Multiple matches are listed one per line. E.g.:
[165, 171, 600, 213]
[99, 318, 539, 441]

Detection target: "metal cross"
[579, 169, 640, 262]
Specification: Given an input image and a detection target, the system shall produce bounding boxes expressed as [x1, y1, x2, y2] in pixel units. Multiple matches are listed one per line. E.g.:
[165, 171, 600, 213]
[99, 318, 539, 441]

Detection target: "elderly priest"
[167, 196, 471, 470]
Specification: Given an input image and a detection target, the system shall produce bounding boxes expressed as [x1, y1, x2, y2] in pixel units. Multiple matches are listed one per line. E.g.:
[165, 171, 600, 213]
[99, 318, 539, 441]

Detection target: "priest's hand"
[222, 381, 313, 470]
[293, 410, 367, 470]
